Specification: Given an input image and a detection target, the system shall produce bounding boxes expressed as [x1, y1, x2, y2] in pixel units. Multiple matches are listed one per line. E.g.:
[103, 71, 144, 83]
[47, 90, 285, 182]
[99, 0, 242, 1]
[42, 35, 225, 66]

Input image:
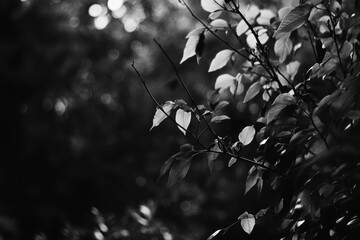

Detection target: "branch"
[153, 39, 231, 153]
[131, 62, 206, 149]
[181, 1, 251, 62]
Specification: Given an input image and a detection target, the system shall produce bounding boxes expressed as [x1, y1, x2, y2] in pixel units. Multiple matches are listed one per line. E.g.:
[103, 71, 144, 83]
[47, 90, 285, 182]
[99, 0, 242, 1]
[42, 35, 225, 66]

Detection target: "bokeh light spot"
[122, 17, 138, 32]
[136, 176, 146, 187]
[111, 5, 127, 19]
[69, 16, 79, 28]
[88, 4, 102, 17]
[107, 0, 124, 11]
[55, 98, 67, 115]
[94, 15, 111, 30]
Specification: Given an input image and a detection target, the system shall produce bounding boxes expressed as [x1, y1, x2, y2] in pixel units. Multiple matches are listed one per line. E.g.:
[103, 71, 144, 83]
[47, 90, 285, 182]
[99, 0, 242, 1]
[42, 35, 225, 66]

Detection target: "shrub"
[134, 0, 360, 239]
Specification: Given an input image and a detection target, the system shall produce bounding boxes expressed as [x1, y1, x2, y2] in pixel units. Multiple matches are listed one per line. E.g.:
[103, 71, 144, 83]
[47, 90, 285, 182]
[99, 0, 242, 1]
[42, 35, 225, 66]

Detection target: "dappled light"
[3, 0, 360, 239]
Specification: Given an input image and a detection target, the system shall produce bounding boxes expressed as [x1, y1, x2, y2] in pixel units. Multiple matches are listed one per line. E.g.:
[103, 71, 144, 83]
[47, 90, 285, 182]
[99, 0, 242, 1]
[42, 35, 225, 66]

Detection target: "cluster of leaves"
[137, 0, 360, 239]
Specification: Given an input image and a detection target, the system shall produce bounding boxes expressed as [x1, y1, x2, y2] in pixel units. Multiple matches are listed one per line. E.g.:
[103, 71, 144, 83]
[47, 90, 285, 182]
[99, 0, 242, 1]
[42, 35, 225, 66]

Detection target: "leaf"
[228, 157, 237, 167]
[159, 154, 177, 178]
[168, 158, 192, 186]
[274, 37, 293, 63]
[339, 40, 353, 61]
[255, 208, 269, 218]
[201, 0, 225, 12]
[275, 198, 284, 214]
[239, 125, 256, 146]
[209, 10, 222, 20]
[150, 101, 175, 130]
[207, 229, 222, 240]
[214, 74, 235, 93]
[214, 101, 229, 112]
[175, 109, 191, 135]
[236, 20, 249, 36]
[186, 28, 205, 38]
[273, 4, 313, 39]
[286, 61, 300, 80]
[243, 82, 262, 103]
[210, 19, 228, 28]
[209, 50, 234, 72]
[208, 140, 221, 171]
[245, 166, 258, 194]
[246, 29, 269, 48]
[181, 34, 201, 64]
[240, 213, 256, 234]
[211, 115, 230, 123]
[160, 144, 194, 178]
[266, 93, 296, 123]
[278, 7, 291, 21]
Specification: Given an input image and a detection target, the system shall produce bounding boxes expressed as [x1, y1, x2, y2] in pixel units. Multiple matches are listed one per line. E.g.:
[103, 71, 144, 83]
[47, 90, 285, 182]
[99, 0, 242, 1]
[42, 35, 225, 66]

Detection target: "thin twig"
[181, 1, 250, 62]
[131, 62, 206, 149]
[153, 39, 231, 153]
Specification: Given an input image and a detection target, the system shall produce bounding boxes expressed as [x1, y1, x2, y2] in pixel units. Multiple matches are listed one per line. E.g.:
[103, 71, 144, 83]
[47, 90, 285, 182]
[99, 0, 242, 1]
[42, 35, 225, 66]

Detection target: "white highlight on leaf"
[150, 101, 174, 130]
[239, 213, 256, 234]
[286, 61, 300, 80]
[175, 109, 191, 135]
[236, 20, 248, 37]
[180, 35, 201, 64]
[201, 0, 225, 13]
[239, 125, 256, 146]
[228, 157, 237, 167]
[246, 28, 268, 48]
[209, 50, 234, 72]
[209, 10, 222, 20]
[210, 19, 228, 28]
[207, 229, 221, 240]
[236, 4, 260, 36]
[214, 74, 235, 93]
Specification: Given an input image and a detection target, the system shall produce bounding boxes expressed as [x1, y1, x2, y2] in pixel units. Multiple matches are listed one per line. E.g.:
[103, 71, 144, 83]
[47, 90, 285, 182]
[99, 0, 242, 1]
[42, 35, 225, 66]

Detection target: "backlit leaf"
[240, 213, 256, 234]
[211, 115, 230, 123]
[181, 34, 201, 64]
[175, 109, 191, 135]
[246, 29, 269, 48]
[210, 19, 228, 28]
[274, 4, 313, 39]
[201, 0, 225, 13]
[244, 82, 262, 103]
[236, 20, 249, 36]
[228, 157, 237, 167]
[209, 50, 234, 72]
[215, 74, 235, 93]
[207, 229, 222, 240]
[209, 10, 222, 20]
[286, 61, 300, 80]
[150, 101, 175, 130]
[239, 125, 256, 146]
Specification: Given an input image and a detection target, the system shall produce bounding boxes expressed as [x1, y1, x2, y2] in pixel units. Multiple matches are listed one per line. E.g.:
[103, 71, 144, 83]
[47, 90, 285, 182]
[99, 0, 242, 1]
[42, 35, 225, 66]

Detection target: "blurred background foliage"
[0, 0, 300, 239]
